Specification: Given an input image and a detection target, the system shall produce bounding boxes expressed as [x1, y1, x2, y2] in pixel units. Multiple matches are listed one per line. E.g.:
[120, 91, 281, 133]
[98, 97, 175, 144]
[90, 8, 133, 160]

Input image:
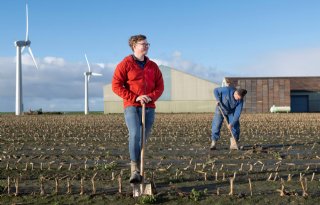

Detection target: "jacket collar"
[125, 54, 149, 63]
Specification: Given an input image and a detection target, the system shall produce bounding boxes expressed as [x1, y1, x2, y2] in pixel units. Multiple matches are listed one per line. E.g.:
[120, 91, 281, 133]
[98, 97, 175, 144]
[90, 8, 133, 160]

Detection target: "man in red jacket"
[112, 34, 164, 183]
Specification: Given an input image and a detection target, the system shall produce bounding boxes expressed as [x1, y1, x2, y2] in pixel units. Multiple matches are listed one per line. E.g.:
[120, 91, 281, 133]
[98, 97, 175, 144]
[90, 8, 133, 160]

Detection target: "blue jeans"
[124, 106, 155, 162]
[211, 107, 240, 141]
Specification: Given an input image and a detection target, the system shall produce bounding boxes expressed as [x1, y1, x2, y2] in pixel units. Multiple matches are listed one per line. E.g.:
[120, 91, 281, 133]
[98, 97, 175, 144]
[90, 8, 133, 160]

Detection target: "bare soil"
[0, 113, 320, 204]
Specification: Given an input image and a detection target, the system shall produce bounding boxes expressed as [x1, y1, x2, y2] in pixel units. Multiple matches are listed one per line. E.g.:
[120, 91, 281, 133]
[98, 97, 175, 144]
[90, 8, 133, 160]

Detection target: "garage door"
[291, 95, 309, 112]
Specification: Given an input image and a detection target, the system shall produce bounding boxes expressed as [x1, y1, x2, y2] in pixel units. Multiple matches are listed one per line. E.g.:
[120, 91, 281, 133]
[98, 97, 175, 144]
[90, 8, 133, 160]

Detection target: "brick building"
[223, 77, 320, 113]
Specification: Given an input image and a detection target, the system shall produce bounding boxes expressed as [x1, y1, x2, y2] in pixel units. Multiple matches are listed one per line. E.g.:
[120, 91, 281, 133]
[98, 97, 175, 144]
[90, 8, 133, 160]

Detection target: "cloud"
[96, 63, 105, 68]
[240, 48, 320, 77]
[42, 56, 66, 67]
[152, 51, 231, 83]
[0, 56, 115, 112]
[0, 52, 228, 112]
[172, 51, 182, 58]
[152, 48, 320, 84]
[21, 54, 37, 67]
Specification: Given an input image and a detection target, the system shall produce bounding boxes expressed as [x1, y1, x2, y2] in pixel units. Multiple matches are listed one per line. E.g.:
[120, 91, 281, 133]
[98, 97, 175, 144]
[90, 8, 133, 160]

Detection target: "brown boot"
[130, 161, 142, 183]
[230, 138, 239, 150]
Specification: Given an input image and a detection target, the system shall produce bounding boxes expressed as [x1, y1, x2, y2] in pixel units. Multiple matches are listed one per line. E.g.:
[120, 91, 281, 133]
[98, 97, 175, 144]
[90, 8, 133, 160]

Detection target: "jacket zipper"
[143, 69, 147, 96]
[143, 61, 148, 96]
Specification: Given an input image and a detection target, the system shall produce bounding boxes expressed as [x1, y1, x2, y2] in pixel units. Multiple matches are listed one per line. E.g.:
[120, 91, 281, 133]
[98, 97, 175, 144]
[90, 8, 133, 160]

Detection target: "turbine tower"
[84, 54, 102, 115]
[15, 3, 38, 115]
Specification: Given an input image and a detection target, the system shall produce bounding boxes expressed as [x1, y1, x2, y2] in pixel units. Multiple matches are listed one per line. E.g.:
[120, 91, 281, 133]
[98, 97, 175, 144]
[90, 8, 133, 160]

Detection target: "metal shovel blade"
[132, 183, 153, 197]
[132, 183, 141, 197]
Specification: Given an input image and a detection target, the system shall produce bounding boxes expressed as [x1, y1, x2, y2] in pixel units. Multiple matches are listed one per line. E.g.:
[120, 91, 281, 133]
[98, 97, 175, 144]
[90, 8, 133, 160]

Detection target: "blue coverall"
[212, 87, 244, 141]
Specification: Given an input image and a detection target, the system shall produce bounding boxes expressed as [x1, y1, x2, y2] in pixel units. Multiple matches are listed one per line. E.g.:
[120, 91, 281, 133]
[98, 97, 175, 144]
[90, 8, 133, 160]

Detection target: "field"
[0, 113, 320, 204]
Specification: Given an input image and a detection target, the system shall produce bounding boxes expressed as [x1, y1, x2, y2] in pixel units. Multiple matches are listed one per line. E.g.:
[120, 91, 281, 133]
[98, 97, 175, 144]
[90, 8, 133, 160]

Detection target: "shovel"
[217, 104, 243, 150]
[132, 103, 155, 197]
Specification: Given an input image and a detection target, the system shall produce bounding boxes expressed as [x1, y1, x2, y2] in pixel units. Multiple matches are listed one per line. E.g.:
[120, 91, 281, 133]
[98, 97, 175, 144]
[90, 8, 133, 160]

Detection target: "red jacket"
[112, 55, 164, 109]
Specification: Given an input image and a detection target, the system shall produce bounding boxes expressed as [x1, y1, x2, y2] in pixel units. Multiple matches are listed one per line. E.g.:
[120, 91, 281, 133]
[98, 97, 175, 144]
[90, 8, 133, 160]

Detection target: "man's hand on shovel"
[136, 95, 152, 104]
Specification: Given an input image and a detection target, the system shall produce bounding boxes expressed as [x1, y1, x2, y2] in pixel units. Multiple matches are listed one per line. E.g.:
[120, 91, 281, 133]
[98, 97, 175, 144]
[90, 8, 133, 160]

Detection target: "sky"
[1, 0, 320, 112]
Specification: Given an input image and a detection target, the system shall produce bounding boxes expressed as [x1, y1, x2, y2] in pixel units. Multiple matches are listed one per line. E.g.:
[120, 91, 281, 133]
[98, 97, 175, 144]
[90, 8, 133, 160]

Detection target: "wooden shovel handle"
[140, 103, 146, 178]
[217, 104, 236, 139]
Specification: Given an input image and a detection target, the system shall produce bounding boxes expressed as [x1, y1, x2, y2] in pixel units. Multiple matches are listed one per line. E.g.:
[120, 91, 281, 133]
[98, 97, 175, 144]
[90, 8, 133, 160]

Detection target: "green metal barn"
[103, 65, 219, 113]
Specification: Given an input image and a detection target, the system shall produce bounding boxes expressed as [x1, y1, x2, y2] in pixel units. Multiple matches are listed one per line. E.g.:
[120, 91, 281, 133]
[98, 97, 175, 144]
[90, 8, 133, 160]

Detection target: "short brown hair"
[128, 34, 147, 51]
[237, 89, 247, 98]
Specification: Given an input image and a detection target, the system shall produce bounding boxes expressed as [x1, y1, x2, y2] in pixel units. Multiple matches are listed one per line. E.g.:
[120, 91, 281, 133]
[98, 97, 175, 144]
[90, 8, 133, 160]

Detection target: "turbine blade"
[25, 3, 29, 41]
[85, 53, 91, 72]
[92, 72, 102, 76]
[21, 46, 26, 54]
[28, 47, 38, 69]
[88, 75, 91, 82]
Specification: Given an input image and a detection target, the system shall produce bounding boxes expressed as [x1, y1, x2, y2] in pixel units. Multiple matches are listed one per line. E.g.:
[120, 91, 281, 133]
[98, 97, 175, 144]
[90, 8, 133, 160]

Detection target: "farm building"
[103, 65, 219, 113]
[223, 76, 320, 113]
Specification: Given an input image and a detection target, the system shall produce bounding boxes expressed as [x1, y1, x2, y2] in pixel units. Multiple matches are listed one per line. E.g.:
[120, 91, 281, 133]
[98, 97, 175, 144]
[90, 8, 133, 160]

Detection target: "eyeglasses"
[136, 43, 150, 47]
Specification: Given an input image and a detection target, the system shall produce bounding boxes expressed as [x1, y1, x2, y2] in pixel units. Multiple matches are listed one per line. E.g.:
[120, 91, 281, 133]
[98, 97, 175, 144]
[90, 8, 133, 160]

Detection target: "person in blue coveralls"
[211, 86, 247, 150]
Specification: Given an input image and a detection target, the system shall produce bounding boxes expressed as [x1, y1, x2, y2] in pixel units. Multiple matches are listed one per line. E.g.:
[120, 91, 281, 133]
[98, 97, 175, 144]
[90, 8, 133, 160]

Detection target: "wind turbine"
[14, 3, 38, 115]
[84, 54, 102, 115]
